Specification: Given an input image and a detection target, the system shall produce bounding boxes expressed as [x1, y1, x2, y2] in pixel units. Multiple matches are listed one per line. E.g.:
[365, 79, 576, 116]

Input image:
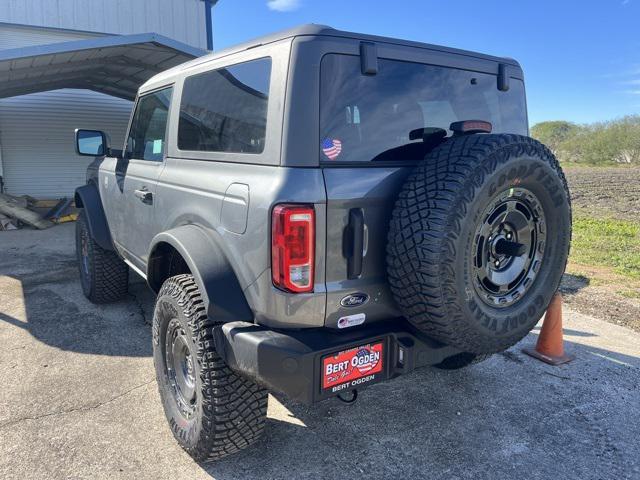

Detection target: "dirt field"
[564, 166, 640, 220]
[561, 166, 640, 332]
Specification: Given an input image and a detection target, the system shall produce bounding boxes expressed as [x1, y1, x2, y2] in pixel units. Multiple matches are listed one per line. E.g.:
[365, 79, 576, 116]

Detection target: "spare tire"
[387, 134, 571, 354]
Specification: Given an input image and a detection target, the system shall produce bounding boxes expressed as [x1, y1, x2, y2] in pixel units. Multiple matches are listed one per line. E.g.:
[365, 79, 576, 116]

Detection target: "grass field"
[571, 216, 640, 280]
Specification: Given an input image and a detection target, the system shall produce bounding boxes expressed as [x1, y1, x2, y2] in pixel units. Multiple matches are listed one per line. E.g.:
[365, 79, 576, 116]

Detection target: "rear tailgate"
[323, 167, 409, 328]
[319, 53, 528, 328]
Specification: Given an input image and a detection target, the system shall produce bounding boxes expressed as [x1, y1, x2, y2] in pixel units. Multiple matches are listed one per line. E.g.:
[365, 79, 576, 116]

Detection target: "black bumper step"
[213, 319, 462, 405]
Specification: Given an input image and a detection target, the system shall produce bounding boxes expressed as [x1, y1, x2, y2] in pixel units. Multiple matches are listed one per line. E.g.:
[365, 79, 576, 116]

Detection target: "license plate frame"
[320, 339, 386, 396]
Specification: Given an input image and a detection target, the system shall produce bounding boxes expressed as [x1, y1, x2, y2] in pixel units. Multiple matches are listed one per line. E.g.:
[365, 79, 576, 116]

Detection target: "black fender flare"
[74, 184, 114, 251]
[148, 225, 253, 323]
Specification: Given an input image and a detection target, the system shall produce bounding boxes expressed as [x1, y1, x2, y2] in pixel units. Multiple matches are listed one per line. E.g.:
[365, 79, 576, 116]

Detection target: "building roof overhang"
[0, 33, 205, 100]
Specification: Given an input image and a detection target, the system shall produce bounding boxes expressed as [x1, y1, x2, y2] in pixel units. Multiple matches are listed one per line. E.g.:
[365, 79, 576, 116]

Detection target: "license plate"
[321, 341, 384, 393]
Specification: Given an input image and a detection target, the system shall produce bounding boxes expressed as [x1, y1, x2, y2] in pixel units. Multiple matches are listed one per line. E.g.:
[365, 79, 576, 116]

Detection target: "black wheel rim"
[472, 187, 546, 308]
[165, 319, 197, 418]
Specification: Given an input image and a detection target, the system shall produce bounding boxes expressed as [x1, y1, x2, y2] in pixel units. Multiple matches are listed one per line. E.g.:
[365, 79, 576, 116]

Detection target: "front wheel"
[75, 210, 128, 303]
[152, 274, 268, 462]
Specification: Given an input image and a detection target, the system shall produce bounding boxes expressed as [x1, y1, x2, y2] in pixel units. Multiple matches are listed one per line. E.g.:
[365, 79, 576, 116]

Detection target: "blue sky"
[212, 0, 640, 126]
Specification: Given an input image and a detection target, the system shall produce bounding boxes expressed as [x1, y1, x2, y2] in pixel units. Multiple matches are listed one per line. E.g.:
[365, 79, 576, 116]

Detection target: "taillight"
[271, 204, 315, 293]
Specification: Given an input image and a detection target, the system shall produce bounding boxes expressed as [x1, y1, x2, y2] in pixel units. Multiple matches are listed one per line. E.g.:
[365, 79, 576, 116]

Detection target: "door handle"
[343, 208, 365, 279]
[133, 188, 153, 204]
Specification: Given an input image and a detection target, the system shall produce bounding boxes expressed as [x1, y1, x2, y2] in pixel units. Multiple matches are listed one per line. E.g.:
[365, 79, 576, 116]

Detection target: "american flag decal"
[321, 138, 342, 160]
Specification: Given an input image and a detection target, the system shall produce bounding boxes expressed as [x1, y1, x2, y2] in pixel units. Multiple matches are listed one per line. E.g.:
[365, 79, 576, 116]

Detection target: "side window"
[178, 57, 271, 154]
[125, 87, 173, 161]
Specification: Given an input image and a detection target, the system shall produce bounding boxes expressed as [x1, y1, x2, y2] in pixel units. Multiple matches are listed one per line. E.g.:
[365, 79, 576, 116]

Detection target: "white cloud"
[267, 0, 301, 11]
[611, 65, 640, 95]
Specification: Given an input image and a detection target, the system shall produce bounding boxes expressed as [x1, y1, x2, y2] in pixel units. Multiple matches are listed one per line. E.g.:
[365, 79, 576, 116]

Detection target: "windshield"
[320, 54, 528, 164]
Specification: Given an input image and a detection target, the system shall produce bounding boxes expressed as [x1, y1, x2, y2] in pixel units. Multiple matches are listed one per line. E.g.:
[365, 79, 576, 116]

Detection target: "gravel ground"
[561, 269, 640, 332]
[1, 225, 639, 479]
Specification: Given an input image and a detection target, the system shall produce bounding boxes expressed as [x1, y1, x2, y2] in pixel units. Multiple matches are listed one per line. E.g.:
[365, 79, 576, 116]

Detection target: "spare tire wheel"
[387, 134, 571, 354]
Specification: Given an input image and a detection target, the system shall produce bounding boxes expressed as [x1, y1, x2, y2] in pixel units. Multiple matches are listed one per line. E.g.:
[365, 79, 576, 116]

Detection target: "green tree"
[532, 116, 640, 165]
[531, 121, 579, 155]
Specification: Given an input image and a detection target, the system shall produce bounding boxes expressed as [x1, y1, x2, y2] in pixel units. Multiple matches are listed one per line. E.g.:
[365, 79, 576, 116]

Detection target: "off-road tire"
[434, 353, 492, 370]
[75, 210, 128, 303]
[153, 274, 268, 462]
[387, 134, 571, 354]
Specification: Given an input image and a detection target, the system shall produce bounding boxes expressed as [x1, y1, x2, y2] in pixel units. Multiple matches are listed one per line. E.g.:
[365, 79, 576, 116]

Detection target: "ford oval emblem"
[341, 293, 369, 308]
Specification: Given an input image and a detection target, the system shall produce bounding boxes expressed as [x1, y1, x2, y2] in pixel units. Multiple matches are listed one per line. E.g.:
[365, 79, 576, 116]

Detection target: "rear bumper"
[213, 319, 462, 405]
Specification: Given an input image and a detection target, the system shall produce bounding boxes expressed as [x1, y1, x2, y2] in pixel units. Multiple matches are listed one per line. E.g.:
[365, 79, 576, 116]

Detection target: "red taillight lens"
[449, 120, 493, 134]
[272, 204, 315, 293]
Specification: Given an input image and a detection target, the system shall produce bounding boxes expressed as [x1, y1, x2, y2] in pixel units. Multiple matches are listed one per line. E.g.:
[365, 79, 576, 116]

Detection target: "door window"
[125, 87, 173, 161]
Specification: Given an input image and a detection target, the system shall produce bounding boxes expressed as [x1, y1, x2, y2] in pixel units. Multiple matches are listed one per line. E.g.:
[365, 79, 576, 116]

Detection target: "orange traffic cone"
[523, 293, 574, 365]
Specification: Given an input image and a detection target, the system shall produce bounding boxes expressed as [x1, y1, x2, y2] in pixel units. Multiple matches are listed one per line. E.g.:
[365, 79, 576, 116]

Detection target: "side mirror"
[75, 129, 107, 156]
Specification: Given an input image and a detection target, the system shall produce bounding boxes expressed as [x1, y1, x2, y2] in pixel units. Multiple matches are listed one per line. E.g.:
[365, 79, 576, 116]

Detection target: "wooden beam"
[0, 193, 53, 230]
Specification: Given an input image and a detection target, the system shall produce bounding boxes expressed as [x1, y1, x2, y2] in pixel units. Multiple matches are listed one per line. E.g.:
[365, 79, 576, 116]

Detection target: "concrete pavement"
[1, 224, 639, 479]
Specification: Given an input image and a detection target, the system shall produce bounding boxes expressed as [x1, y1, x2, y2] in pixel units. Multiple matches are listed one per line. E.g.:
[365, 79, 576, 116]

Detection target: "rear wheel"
[153, 274, 268, 462]
[387, 134, 571, 354]
[75, 210, 128, 303]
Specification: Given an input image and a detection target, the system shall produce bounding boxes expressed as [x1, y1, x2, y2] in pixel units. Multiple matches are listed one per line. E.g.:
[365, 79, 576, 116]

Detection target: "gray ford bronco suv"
[73, 25, 571, 462]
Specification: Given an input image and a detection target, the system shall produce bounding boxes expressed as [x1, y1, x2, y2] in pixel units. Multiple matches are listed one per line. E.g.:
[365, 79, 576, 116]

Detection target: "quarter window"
[125, 87, 173, 161]
[178, 57, 271, 154]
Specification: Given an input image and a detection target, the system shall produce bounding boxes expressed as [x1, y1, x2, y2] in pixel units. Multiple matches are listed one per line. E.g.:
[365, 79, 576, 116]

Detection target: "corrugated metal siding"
[0, 0, 207, 49]
[0, 89, 132, 198]
[0, 23, 100, 50]
[0, 1, 206, 197]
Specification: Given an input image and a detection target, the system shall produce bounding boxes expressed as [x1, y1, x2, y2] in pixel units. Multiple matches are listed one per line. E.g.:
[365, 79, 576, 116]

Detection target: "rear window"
[178, 57, 271, 154]
[320, 54, 528, 164]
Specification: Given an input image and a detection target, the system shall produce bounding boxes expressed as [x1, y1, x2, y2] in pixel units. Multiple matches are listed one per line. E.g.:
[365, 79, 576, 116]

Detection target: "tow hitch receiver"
[214, 319, 461, 405]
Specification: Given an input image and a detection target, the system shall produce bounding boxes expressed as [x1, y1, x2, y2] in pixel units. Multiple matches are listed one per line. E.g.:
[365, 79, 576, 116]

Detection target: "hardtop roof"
[140, 24, 521, 93]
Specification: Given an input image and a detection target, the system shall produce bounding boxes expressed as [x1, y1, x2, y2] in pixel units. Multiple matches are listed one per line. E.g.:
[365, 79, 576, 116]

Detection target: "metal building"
[0, 0, 209, 198]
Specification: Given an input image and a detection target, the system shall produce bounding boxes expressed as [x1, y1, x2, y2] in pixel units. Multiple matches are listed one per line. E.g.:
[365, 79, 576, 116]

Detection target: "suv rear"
[73, 25, 571, 462]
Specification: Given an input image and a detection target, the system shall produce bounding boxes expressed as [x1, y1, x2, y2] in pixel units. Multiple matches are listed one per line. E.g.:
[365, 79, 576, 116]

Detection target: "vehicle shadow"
[0, 246, 156, 357]
[560, 272, 590, 294]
